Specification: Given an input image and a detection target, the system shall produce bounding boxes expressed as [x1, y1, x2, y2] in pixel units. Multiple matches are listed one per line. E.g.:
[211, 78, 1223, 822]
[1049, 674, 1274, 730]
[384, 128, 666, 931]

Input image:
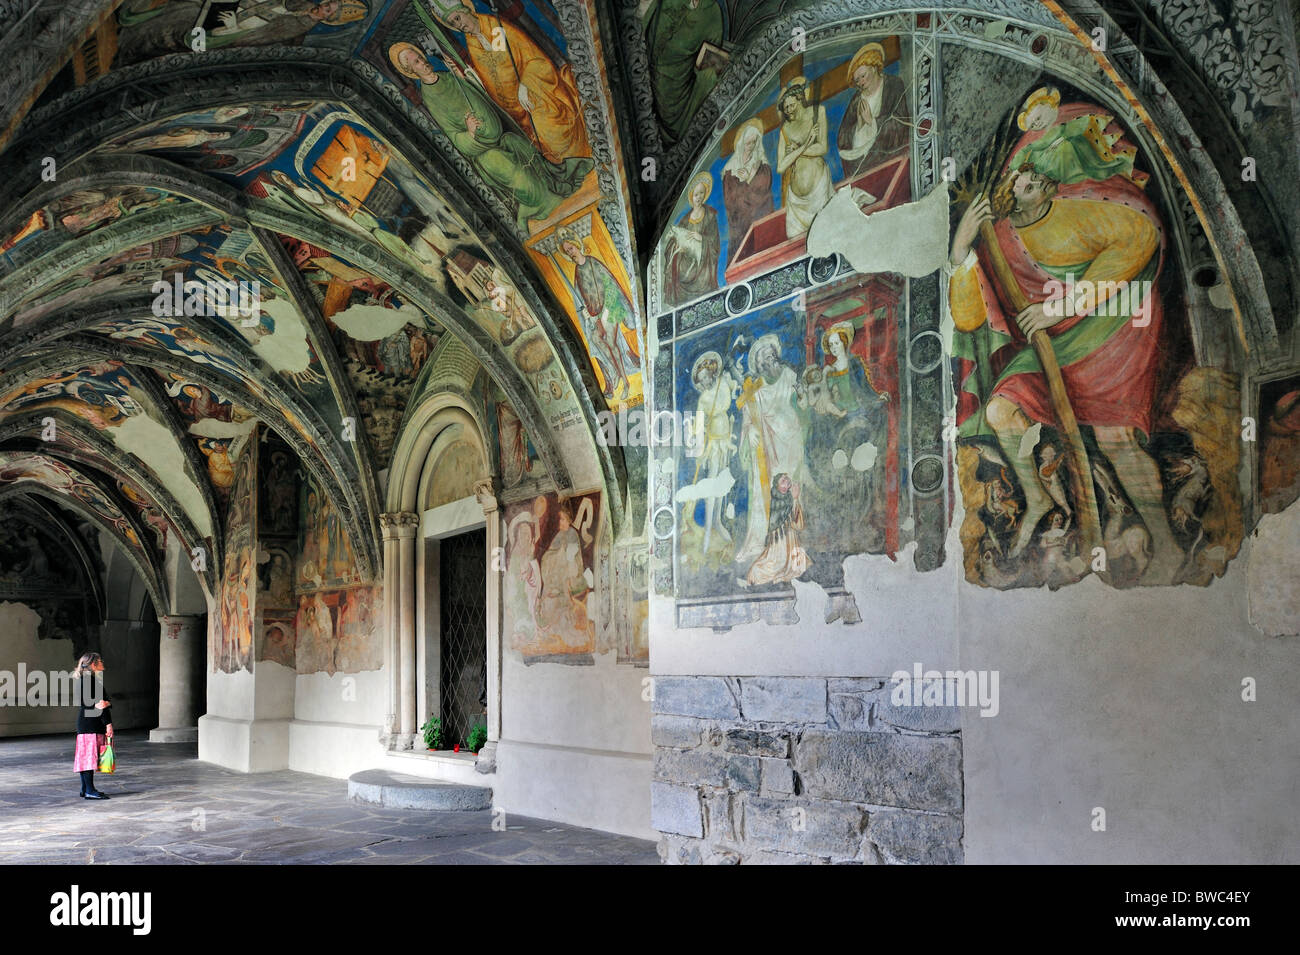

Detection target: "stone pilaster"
[149, 614, 205, 743]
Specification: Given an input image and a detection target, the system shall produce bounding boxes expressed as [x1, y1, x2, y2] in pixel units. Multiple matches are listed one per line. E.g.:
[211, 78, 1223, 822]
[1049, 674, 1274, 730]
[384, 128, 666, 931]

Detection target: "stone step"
[347, 769, 492, 811]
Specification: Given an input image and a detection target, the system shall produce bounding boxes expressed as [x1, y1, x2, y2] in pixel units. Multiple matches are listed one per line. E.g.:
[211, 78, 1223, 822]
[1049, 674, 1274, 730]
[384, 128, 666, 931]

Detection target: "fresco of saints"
[434, 0, 590, 163]
[776, 78, 833, 239]
[743, 472, 809, 587]
[559, 236, 639, 400]
[504, 513, 541, 649]
[663, 173, 721, 306]
[533, 498, 593, 647]
[388, 42, 594, 230]
[735, 334, 811, 578]
[721, 119, 774, 263]
[684, 351, 738, 563]
[643, 0, 724, 144]
[837, 42, 911, 180]
[949, 158, 1180, 583]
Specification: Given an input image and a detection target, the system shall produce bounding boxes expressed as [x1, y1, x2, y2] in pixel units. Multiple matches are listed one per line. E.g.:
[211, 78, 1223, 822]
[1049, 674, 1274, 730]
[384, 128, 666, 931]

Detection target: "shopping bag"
[98, 740, 116, 774]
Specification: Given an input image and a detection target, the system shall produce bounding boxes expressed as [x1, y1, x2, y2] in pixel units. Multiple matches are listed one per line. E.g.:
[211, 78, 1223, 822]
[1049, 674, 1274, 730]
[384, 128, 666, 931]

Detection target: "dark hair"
[74, 652, 102, 675]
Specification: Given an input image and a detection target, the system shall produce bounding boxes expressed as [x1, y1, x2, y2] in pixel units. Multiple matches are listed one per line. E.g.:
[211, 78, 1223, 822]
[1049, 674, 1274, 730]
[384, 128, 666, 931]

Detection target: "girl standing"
[73, 652, 112, 800]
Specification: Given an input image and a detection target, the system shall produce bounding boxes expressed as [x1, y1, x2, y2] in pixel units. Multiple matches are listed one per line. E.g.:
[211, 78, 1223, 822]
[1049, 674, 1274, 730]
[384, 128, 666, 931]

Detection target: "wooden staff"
[976, 219, 1103, 551]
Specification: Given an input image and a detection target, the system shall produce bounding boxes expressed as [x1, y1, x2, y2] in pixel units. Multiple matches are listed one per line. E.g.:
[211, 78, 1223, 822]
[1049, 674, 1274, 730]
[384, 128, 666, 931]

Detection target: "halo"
[847, 42, 885, 80]
[388, 41, 426, 80]
[686, 171, 713, 204]
[691, 351, 722, 385]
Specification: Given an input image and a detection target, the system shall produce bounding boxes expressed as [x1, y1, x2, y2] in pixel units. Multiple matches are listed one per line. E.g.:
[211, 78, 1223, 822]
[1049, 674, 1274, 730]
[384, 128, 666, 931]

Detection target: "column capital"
[379, 511, 420, 540]
[474, 477, 499, 514]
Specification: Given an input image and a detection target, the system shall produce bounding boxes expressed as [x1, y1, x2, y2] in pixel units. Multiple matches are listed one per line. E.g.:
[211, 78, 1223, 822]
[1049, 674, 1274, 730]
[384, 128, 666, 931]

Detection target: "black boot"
[79, 770, 91, 797]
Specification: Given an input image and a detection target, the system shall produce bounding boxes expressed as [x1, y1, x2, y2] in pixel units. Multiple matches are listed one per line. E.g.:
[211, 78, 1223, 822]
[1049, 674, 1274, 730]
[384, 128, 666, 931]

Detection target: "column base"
[474, 740, 498, 775]
[149, 726, 198, 743]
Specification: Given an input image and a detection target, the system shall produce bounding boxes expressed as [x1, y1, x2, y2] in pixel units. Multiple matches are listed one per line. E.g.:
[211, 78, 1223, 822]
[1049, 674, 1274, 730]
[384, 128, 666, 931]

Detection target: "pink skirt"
[73, 733, 105, 772]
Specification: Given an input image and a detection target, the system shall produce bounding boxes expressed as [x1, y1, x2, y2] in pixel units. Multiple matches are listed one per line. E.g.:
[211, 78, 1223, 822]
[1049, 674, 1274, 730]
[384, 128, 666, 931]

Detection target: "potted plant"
[420, 715, 444, 750]
[465, 719, 488, 754]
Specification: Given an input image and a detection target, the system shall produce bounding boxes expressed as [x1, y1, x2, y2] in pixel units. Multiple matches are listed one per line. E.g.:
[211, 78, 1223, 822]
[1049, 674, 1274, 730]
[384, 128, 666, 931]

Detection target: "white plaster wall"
[0, 603, 78, 737]
[649, 510, 1300, 863]
[497, 650, 653, 837]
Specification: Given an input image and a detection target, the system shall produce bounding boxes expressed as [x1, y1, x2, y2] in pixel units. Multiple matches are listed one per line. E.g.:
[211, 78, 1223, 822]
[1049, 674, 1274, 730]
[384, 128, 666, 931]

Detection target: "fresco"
[0, 452, 144, 553]
[658, 37, 912, 306]
[281, 235, 439, 464]
[215, 439, 256, 672]
[298, 475, 364, 591]
[948, 81, 1241, 590]
[1258, 375, 1300, 514]
[527, 210, 644, 409]
[0, 501, 98, 645]
[670, 277, 901, 599]
[503, 490, 601, 664]
[0, 186, 178, 269]
[114, 0, 377, 66]
[370, 0, 596, 232]
[485, 385, 539, 490]
[294, 583, 383, 674]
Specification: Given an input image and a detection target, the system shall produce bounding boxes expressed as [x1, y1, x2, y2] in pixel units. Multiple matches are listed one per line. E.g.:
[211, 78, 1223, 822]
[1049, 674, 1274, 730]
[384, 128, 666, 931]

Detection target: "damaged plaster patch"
[1247, 508, 1300, 636]
[256, 296, 314, 373]
[113, 414, 212, 538]
[808, 185, 950, 278]
[330, 302, 421, 341]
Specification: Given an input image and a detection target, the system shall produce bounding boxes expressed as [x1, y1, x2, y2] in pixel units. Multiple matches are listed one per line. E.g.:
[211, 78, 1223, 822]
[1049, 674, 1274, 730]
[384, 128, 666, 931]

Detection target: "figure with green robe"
[389, 42, 593, 230]
[643, 0, 724, 144]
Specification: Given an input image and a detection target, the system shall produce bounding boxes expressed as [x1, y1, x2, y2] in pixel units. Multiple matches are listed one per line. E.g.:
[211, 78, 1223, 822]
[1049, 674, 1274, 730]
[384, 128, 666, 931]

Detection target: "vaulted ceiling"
[0, 0, 1295, 613]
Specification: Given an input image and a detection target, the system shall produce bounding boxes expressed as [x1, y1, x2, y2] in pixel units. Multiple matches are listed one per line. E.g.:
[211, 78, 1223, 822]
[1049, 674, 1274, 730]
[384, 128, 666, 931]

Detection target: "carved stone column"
[475, 478, 501, 774]
[396, 512, 420, 746]
[379, 512, 418, 748]
[149, 614, 204, 743]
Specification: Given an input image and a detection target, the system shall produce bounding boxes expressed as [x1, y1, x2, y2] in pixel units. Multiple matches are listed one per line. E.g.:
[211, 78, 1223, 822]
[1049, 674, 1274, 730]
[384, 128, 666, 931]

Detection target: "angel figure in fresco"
[388, 42, 594, 230]
[949, 106, 1182, 584]
[662, 173, 721, 307]
[559, 235, 640, 401]
[533, 497, 593, 648]
[505, 512, 542, 649]
[776, 77, 833, 239]
[683, 351, 738, 564]
[735, 334, 812, 583]
[837, 42, 911, 181]
[721, 119, 774, 262]
[432, 0, 590, 163]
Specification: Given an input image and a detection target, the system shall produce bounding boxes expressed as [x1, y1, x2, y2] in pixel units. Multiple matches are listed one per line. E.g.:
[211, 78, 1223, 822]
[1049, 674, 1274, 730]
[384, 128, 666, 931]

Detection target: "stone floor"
[0, 731, 659, 865]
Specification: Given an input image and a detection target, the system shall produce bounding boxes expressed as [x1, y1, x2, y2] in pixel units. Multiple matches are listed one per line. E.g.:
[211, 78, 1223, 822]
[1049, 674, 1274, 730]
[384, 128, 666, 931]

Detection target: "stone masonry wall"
[650, 676, 963, 864]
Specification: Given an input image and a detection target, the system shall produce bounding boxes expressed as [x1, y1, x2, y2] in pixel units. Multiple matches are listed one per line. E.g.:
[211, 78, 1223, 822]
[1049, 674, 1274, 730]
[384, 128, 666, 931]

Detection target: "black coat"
[75, 674, 111, 735]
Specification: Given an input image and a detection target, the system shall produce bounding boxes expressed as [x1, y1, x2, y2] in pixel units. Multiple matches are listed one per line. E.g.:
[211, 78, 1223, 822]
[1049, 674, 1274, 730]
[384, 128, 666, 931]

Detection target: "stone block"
[720, 727, 789, 758]
[740, 677, 827, 723]
[793, 730, 962, 812]
[654, 747, 728, 787]
[741, 795, 867, 859]
[742, 850, 828, 865]
[875, 696, 962, 734]
[651, 782, 704, 838]
[651, 715, 706, 749]
[726, 754, 761, 792]
[868, 810, 964, 864]
[657, 833, 704, 864]
[702, 790, 736, 843]
[827, 678, 882, 731]
[653, 676, 741, 719]
[759, 757, 796, 795]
